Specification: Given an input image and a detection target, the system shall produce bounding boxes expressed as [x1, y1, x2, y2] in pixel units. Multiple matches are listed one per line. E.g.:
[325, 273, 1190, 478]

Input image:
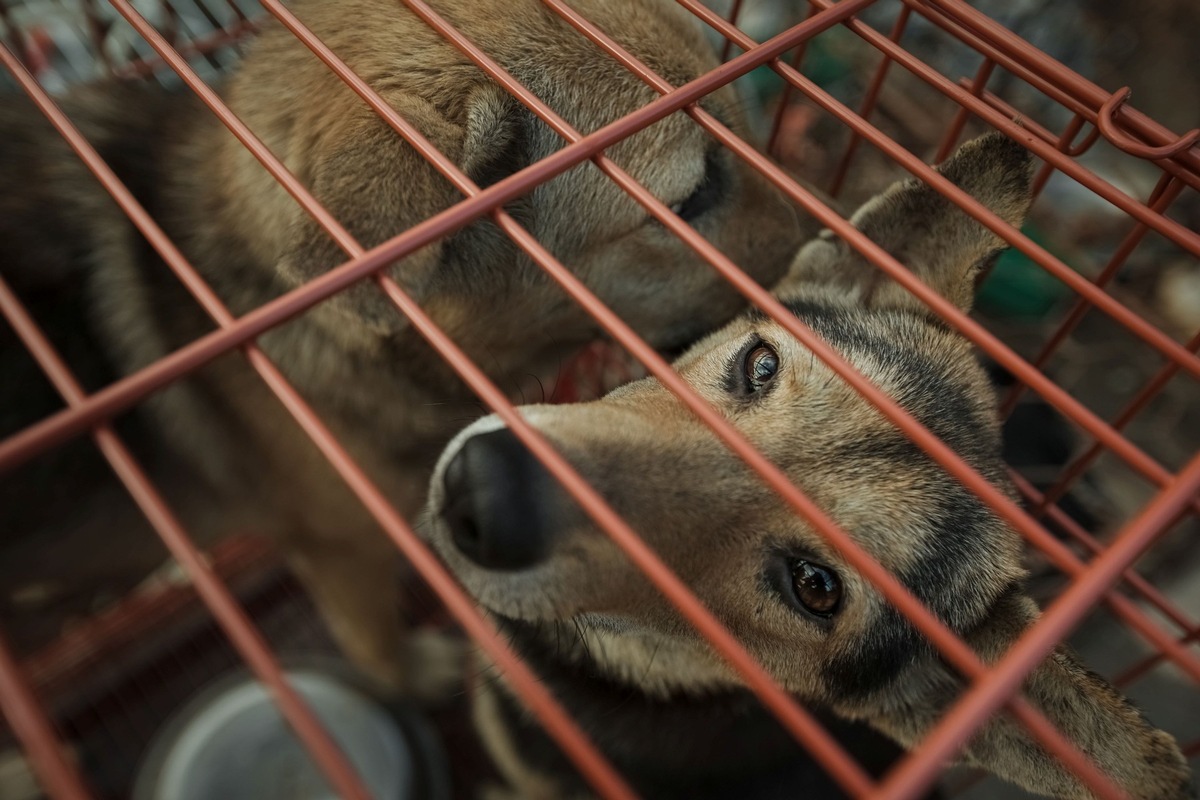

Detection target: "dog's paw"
[400, 626, 468, 704]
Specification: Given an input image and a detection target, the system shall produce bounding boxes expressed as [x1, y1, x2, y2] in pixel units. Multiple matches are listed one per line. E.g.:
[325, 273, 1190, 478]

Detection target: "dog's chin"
[463, 578, 569, 624]
[459, 579, 574, 626]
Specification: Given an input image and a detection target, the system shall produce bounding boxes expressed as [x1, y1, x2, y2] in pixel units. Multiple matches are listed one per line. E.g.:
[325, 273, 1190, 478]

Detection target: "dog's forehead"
[556, 0, 722, 79]
[766, 301, 1002, 476]
[678, 300, 963, 378]
[738, 302, 1023, 685]
[527, 0, 736, 134]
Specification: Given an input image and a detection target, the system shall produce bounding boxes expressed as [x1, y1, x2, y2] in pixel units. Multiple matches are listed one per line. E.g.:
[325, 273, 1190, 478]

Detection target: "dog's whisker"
[638, 639, 663, 685]
[571, 617, 594, 664]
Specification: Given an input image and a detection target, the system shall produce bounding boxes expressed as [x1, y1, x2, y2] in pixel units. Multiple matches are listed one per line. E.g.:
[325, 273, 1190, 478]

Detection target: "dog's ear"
[864, 590, 1194, 799]
[275, 82, 528, 335]
[777, 132, 1033, 313]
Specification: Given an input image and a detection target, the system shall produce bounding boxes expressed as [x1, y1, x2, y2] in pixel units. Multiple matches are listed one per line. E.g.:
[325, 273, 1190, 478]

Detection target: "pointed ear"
[776, 132, 1033, 313]
[276, 82, 528, 334]
[868, 591, 1194, 799]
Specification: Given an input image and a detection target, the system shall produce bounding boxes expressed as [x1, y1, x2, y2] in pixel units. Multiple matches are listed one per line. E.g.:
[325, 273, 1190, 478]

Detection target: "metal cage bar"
[764, 2, 818, 159]
[998, 175, 1187, 419]
[932, 56, 994, 163]
[670, 0, 1200, 669]
[0, 13, 640, 795]
[914, 0, 1200, 172]
[1033, 327, 1200, 519]
[0, 632, 91, 800]
[0, 1, 1196, 798]
[0, 250, 374, 799]
[827, 3, 914, 198]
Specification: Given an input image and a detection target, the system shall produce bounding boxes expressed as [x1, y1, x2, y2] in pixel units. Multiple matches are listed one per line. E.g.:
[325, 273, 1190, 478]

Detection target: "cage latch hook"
[1097, 87, 1200, 160]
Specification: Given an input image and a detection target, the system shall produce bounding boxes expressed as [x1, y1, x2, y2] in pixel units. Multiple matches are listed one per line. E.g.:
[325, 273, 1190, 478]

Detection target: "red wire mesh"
[0, 0, 1196, 798]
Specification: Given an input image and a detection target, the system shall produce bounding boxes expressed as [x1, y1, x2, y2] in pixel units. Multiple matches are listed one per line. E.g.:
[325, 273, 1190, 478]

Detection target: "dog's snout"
[441, 428, 557, 571]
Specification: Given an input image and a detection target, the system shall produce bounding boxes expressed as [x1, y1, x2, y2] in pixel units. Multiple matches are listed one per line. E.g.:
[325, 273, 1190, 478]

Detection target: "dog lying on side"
[0, 0, 806, 689]
[424, 133, 1195, 799]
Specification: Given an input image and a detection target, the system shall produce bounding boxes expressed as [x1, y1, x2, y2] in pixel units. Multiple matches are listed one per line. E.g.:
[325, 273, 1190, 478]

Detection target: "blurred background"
[0, 0, 1197, 797]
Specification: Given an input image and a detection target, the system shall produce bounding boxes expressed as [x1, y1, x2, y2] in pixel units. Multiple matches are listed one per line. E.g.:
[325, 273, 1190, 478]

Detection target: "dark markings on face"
[758, 298, 1005, 478]
[827, 435, 930, 473]
[906, 487, 1010, 623]
[823, 603, 930, 703]
[761, 299, 997, 455]
[741, 300, 1012, 701]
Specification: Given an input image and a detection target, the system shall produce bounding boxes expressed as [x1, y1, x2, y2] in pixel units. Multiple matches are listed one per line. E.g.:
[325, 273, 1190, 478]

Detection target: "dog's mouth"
[545, 339, 647, 403]
[545, 328, 711, 402]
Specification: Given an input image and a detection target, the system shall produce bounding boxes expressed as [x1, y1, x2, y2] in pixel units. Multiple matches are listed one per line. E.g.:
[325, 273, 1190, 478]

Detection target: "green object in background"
[976, 224, 1072, 319]
[800, 29, 856, 89]
[741, 25, 855, 103]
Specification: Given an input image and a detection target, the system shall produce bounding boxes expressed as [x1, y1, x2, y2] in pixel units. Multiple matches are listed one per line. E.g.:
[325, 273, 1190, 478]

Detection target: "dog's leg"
[286, 533, 407, 688]
[251, 87, 523, 698]
[286, 532, 464, 702]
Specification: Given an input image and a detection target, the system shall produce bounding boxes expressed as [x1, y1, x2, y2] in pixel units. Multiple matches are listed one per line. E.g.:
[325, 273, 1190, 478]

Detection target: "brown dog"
[424, 134, 1195, 798]
[0, 0, 805, 692]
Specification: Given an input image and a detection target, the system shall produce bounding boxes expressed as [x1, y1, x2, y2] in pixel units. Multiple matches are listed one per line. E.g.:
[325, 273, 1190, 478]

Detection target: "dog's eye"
[743, 343, 779, 392]
[792, 560, 841, 617]
[669, 150, 725, 222]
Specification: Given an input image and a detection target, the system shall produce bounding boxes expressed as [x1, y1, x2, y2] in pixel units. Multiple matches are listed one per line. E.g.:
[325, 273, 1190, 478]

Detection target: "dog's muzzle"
[439, 427, 561, 571]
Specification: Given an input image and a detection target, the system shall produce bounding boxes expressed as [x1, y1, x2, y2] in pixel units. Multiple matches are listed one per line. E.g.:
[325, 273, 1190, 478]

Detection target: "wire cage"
[0, 0, 1197, 798]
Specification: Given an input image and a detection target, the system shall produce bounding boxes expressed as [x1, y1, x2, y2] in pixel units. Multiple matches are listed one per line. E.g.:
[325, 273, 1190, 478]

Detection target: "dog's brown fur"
[425, 134, 1195, 798]
[0, 0, 807, 689]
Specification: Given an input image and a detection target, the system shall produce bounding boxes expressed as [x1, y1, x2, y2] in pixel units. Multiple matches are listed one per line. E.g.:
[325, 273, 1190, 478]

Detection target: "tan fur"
[874, 593, 1194, 800]
[425, 134, 1194, 798]
[0, 0, 806, 689]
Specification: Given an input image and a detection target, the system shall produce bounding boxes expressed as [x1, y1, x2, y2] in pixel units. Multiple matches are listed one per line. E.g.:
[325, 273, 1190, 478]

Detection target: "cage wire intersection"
[0, 0, 1198, 798]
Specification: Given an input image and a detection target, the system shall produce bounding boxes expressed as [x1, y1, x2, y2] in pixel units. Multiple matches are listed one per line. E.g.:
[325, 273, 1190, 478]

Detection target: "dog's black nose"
[441, 428, 557, 571]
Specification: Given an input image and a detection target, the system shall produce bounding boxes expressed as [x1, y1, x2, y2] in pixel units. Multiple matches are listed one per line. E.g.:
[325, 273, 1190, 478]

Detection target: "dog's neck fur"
[488, 618, 913, 799]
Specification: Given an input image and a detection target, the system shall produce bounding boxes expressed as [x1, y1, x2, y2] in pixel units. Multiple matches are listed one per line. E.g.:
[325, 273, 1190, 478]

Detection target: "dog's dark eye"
[743, 343, 779, 392]
[669, 150, 725, 222]
[792, 560, 841, 617]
